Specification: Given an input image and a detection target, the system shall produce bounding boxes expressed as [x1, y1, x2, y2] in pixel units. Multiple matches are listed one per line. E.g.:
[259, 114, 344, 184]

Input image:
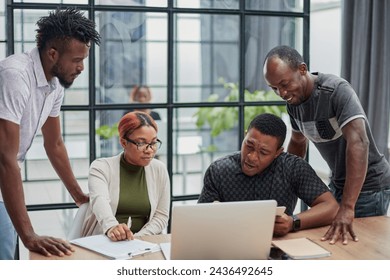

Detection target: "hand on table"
[107, 224, 134, 241]
[321, 207, 358, 245]
[25, 233, 74, 257]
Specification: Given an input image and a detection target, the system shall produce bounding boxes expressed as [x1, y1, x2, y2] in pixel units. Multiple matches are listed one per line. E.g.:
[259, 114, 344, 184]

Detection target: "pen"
[128, 248, 152, 257]
[127, 216, 132, 229]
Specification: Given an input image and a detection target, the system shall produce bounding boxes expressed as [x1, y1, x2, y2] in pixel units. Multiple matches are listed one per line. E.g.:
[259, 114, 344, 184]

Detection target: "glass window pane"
[174, 13, 239, 103]
[63, 57, 90, 105]
[172, 200, 197, 207]
[176, 14, 201, 41]
[14, 0, 87, 3]
[146, 42, 167, 87]
[0, 43, 5, 60]
[175, 0, 239, 9]
[0, 9, 5, 40]
[14, 10, 45, 45]
[23, 111, 90, 202]
[95, 109, 123, 157]
[246, 0, 304, 12]
[97, 0, 167, 7]
[96, 11, 167, 105]
[245, 16, 303, 95]
[173, 107, 239, 196]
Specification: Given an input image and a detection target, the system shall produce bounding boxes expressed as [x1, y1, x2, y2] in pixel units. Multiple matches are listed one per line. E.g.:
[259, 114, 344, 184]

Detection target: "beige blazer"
[81, 153, 170, 237]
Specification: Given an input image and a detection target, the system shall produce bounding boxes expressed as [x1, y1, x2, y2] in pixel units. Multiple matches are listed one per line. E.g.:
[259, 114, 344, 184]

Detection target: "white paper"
[276, 206, 286, 216]
[159, 242, 171, 260]
[71, 234, 160, 259]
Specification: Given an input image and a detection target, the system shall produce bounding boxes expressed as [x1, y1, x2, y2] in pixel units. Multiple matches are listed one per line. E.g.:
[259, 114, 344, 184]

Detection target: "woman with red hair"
[81, 111, 169, 241]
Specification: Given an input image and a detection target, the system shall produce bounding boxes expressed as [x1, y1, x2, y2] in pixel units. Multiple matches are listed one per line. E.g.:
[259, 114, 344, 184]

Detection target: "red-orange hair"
[118, 111, 158, 139]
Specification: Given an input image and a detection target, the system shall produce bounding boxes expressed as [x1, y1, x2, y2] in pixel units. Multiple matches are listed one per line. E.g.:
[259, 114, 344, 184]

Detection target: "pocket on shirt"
[316, 119, 336, 140]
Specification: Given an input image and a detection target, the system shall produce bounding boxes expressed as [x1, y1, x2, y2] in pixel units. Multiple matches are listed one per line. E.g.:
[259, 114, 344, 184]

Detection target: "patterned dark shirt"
[198, 152, 329, 215]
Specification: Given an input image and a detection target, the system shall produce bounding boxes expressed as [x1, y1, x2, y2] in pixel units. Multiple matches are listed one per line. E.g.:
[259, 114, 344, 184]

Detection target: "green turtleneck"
[116, 154, 151, 233]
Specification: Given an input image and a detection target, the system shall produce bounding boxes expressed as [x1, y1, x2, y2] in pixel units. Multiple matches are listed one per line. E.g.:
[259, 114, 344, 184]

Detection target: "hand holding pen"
[106, 216, 134, 241]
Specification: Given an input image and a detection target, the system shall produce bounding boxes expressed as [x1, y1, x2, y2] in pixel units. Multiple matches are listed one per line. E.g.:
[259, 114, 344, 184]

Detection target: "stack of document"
[71, 235, 160, 260]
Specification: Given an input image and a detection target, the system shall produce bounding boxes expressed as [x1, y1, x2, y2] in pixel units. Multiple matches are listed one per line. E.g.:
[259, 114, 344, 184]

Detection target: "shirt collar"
[30, 47, 58, 91]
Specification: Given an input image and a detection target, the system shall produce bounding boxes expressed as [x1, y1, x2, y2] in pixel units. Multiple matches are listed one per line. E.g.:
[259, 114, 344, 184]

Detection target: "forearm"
[341, 140, 368, 210]
[45, 141, 85, 202]
[289, 191, 339, 232]
[0, 161, 36, 243]
[298, 201, 338, 230]
[287, 133, 308, 158]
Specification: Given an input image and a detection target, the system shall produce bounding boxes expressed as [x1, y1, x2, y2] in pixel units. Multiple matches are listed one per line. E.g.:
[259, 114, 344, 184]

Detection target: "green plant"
[96, 122, 119, 139]
[193, 79, 286, 138]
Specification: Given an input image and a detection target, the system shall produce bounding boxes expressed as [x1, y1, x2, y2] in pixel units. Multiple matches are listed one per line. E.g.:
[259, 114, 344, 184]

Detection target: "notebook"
[170, 200, 277, 260]
[271, 238, 331, 259]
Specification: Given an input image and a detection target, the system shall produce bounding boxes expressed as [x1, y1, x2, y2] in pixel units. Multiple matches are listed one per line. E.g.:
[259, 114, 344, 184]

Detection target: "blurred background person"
[128, 85, 161, 120]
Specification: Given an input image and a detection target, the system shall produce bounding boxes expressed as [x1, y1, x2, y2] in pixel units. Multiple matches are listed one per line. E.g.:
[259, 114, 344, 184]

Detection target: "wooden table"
[30, 216, 390, 260]
[29, 234, 170, 260]
[273, 216, 390, 260]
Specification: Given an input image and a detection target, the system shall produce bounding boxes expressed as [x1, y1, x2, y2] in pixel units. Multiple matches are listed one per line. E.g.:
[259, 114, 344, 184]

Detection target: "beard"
[51, 63, 75, 89]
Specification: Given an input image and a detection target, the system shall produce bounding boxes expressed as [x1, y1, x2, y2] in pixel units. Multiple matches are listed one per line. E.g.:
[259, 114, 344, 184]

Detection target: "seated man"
[198, 113, 338, 236]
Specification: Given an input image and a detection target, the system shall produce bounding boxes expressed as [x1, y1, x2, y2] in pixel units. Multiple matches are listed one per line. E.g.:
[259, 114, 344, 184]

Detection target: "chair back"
[67, 202, 89, 240]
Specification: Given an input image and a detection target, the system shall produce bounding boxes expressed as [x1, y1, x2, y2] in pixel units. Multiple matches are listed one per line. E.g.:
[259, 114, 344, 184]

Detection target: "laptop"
[170, 200, 277, 260]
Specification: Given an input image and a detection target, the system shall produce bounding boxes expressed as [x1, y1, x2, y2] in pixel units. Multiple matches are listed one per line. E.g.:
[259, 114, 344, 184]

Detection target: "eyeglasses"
[125, 137, 162, 151]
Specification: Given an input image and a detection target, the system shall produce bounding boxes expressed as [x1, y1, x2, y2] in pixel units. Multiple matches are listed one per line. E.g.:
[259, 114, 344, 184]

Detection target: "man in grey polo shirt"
[263, 45, 390, 245]
[0, 8, 100, 259]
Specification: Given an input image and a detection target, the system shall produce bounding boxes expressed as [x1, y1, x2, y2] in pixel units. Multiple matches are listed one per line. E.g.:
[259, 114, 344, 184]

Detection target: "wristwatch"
[292, 214, 301, 232]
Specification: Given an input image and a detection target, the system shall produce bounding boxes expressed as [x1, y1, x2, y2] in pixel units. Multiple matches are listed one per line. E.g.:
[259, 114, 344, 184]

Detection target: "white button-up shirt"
[0, 47, 64, 199]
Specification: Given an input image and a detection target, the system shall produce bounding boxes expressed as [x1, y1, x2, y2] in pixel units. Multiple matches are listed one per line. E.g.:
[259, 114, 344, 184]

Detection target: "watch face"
[293, 215, 301, 231]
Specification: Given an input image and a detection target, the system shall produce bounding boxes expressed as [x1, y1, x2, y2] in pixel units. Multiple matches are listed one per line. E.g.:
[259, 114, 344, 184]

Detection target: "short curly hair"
[263, 45, 304, 71]
[35, 7, 101, 51]
[247, 113, 286, 149]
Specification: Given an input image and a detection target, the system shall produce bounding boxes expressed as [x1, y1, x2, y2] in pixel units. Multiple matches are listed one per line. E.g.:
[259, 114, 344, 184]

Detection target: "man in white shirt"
[0, 8, 100, 259]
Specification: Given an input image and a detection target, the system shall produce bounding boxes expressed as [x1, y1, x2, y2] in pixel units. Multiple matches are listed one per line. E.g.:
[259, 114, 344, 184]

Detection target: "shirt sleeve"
[290, 157, 329, 206]
[0, 68, 30, 124]
[332, 81, 366, 128]
[288, 110, 300, 132]
[88, 159, 119, 234]
[198, 163, 222, 203]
